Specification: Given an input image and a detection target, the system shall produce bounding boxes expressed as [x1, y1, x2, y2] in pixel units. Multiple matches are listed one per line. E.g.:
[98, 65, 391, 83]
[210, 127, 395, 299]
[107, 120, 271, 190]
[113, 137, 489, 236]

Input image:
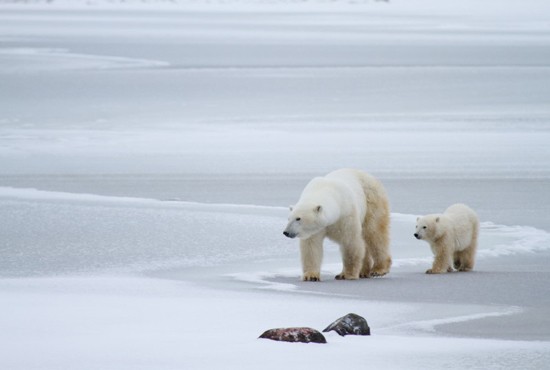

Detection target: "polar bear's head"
[414, 215, 441, 241]
[283, 204, 325, 240]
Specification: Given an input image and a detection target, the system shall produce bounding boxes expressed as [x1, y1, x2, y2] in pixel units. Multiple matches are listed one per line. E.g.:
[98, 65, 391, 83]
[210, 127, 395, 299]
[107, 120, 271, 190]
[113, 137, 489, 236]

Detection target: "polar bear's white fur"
[283, 168, 391, 281]
[415, 203, 479, 274]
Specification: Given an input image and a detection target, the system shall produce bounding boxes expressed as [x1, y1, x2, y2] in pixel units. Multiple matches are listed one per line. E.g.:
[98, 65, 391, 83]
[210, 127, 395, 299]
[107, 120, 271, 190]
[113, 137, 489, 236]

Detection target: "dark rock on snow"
[259, 327, 327, 344]
[323, 313, 371, 336]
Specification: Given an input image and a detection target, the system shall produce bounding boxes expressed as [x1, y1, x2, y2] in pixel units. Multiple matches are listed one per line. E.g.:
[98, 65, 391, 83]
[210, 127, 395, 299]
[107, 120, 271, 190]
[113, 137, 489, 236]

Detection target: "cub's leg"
[453, 251, 461, 270]
[458, 239, 478, 272]
[427, 240, 453, 274]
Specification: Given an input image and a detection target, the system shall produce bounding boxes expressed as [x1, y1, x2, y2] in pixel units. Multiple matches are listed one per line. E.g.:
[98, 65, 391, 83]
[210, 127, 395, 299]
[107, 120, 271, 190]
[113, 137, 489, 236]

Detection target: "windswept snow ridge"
[380, 306, 524, 335]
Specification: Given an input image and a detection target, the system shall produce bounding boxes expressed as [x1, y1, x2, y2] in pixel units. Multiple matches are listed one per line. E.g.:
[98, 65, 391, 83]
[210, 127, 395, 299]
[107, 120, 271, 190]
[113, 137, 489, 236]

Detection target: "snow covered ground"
[1, 1, 550, 369]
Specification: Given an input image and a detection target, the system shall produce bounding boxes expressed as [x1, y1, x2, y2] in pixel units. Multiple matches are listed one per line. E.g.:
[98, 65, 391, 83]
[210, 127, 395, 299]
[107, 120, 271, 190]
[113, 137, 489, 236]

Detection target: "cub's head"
[414, 215, 441, 241]
[283, 204, 324, 240]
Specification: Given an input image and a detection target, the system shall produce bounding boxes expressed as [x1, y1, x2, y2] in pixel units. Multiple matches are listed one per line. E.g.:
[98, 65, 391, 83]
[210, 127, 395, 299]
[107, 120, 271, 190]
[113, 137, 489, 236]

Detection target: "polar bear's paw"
[359, 271, 371, 279]
[426, 268, 447, 274]
[335, 272, 359, 280]
[370, 271, 388, 277]
[302, 273, 322, 282]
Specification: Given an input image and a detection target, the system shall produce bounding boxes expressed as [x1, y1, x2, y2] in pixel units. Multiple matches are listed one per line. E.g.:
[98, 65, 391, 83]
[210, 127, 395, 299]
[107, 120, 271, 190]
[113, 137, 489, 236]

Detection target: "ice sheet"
[1, 187, 548, 278]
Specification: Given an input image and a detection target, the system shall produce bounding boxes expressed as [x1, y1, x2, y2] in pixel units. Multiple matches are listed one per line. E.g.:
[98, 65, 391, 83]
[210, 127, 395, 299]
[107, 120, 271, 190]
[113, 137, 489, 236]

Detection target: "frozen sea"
[1, 1, 550, 369]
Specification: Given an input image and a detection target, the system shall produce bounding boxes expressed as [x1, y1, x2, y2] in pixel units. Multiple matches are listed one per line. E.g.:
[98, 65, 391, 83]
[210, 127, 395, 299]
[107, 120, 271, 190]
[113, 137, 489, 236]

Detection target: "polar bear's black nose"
[414, 233, 419, 238]
[283, 231, 290, 237]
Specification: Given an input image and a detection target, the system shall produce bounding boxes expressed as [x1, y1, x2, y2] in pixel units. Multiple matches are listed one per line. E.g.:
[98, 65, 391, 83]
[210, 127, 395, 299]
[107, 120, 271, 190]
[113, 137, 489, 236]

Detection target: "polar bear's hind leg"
[362, 216, 391, 277]
[458, 239, 477, 272]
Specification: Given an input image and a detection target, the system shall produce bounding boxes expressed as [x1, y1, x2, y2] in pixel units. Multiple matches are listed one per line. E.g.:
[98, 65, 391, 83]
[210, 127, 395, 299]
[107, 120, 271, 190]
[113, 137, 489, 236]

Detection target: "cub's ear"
[289, 205, 294, 211]
[416, 216, 420, 222]
[315, 205, 322, 213]
[435, 217, 440, 223]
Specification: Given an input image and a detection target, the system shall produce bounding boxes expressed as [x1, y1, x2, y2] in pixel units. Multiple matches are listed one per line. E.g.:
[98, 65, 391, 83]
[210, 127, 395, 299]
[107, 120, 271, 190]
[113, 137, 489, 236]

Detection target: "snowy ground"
[1, 1, 550, 369]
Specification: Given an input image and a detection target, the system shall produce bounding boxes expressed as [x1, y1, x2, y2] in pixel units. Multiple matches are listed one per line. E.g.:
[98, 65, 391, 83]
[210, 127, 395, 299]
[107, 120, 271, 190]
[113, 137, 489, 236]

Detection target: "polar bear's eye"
[423, 226, 427, 229]
[296, 218, 301, 221]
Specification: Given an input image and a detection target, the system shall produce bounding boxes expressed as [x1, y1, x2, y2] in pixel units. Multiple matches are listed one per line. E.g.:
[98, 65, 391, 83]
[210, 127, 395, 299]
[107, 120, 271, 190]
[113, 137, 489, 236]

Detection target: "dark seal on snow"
[323, 313, 371, 336]
[259, 327, 327, 344]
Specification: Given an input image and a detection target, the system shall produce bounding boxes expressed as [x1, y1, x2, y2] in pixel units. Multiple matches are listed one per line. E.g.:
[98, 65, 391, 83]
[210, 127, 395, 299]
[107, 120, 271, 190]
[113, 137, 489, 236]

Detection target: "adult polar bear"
[283, 169, 391, 281]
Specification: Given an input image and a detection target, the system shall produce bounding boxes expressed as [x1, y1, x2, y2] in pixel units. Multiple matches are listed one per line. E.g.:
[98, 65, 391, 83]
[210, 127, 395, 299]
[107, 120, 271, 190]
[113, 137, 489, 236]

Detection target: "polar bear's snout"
[414, 233, 421, 239]
[283, 230, 297, 238]
[283, 221, 299, 238]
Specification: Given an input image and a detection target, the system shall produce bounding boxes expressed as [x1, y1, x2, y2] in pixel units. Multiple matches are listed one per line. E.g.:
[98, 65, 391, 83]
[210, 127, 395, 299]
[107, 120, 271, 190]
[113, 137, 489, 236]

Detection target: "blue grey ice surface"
[1, 1, 550, 369]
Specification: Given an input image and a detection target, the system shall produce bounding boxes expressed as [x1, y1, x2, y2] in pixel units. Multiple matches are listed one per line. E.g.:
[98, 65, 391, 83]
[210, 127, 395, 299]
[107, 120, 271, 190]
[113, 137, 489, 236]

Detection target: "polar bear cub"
[283, 168, 391, 281]
[415, 203, 479, 274]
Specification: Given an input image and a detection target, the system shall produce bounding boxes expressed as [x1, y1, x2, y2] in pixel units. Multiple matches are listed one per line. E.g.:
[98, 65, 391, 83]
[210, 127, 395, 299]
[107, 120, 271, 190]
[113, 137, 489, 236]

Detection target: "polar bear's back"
[444, 203, 478, 222]
[325, 168, 390, 225]
[325, 168, 367, 200]
[300, 169, 366, 215]
[444, 203, 479, 251]
[298, 169, 389, 226]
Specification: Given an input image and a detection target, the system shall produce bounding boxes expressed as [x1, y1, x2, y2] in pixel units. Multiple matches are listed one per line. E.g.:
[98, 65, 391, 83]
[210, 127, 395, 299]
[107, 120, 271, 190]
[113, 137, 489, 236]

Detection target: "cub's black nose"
[414, 233, 418, 238]
[283, 231, 290, 237]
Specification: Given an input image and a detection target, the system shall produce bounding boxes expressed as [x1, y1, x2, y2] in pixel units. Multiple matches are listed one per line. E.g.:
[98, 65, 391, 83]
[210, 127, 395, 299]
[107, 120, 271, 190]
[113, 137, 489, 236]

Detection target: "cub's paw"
[302, 273, 321, 282]
[447, 266, 454, 273]
[370, 270, 388, 278]
[458, 266, 473, 272]
[426, 268, 446, 274]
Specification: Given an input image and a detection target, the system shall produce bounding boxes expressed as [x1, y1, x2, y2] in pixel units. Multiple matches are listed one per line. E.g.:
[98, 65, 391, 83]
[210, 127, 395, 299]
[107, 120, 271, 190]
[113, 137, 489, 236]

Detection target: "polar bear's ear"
[416, 216, 420, 222]
[289, 205, 294, 211]
[315, 205, 322, 213]
[435, 217, 440, 223]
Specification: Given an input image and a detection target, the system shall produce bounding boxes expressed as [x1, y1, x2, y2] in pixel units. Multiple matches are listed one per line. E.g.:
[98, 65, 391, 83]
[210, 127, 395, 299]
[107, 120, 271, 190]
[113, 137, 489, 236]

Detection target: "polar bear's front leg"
[335, 233, 365, 280]
[300, 234, 324, 281]
[359, 248, 373, 278]
[427, 239, 453, 274]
